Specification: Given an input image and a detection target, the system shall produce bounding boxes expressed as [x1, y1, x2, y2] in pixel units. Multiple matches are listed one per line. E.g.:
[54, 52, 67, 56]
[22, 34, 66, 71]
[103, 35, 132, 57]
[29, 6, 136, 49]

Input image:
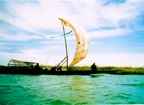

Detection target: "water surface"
[0, 74, 144, 104]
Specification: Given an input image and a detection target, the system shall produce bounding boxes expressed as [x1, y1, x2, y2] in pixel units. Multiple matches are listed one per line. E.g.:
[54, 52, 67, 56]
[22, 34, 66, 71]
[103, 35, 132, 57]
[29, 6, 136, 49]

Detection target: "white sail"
[59, 18, 89, 66]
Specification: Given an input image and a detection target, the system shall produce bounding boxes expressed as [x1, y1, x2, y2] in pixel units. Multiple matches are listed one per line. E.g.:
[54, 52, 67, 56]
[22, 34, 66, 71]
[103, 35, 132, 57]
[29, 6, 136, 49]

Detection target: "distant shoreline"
[0, 65, 144, 75]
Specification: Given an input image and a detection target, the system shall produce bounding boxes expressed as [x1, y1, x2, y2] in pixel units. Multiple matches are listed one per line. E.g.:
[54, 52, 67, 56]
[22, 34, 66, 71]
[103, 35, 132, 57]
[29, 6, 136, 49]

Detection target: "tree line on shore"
[41, 65, 144, 74]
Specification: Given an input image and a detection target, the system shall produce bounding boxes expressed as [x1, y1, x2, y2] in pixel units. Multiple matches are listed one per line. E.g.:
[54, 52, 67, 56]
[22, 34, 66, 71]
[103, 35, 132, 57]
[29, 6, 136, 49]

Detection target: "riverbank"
[65, 66, 144, 75]
[0, 65, 144, 75]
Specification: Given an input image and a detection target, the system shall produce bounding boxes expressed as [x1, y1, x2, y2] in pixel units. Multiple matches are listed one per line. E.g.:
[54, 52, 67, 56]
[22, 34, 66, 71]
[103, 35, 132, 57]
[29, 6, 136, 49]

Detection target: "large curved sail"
[59, 18, 89, 66]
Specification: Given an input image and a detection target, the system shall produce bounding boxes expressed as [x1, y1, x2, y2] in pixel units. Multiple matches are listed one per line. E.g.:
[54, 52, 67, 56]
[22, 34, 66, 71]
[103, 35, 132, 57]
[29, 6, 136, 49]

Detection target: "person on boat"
[58, 66, 62, 71]
[91, 63, 97, 71]
[34, 63, 41, 71]
[51, 67, 56, 71]
[30, 65, 34, 69]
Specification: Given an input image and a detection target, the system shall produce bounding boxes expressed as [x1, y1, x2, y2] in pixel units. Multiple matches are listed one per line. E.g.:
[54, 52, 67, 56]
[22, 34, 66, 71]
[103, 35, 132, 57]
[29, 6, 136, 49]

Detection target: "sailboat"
[2, 18, 123, 75]
[53, 18, 89, 70]
[3, 18, 90, 75]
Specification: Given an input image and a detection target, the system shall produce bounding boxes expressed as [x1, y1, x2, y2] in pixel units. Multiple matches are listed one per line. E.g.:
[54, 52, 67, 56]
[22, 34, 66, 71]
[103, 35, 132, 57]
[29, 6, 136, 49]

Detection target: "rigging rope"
[45, 30, 72, 68]
[45, 38, 56, 68]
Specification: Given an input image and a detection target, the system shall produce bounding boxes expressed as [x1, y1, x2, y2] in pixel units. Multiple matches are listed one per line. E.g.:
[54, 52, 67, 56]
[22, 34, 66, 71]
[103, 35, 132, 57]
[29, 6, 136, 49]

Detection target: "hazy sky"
[0, 0, 144, 67]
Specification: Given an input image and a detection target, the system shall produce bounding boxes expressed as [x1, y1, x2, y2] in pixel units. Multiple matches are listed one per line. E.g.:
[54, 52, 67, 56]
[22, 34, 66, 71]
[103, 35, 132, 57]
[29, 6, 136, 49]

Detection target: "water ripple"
[0, 74, 144, 104]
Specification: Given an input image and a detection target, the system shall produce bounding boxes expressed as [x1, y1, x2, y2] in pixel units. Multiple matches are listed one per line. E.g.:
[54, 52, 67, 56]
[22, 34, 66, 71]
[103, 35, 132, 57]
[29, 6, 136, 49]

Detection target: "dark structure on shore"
[8, 59, 37, 67]
[0, 59, 41, 75]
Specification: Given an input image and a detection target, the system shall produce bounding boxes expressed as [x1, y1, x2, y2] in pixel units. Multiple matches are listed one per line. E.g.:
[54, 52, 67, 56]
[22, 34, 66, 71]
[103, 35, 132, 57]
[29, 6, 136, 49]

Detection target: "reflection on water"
[0, 74, 144, 104]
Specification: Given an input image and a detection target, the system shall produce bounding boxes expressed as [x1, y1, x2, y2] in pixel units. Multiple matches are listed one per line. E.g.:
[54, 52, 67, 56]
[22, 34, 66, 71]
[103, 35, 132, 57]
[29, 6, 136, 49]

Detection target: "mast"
[58, 18, 89, 67]
[61, 21, 68, 69]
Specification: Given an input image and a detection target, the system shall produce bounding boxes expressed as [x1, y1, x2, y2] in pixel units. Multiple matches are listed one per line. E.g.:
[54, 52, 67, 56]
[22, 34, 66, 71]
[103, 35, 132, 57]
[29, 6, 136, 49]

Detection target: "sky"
[0, 0, 144, 67]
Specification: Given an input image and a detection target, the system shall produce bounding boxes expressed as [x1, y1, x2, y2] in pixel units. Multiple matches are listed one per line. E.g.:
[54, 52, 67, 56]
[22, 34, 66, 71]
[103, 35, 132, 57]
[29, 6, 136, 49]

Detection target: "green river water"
[0, 74, 144, 104]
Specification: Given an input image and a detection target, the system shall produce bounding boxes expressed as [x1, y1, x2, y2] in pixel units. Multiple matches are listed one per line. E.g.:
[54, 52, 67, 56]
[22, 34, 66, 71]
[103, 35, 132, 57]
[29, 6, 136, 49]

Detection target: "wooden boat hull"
[0, 66, 122, 75]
